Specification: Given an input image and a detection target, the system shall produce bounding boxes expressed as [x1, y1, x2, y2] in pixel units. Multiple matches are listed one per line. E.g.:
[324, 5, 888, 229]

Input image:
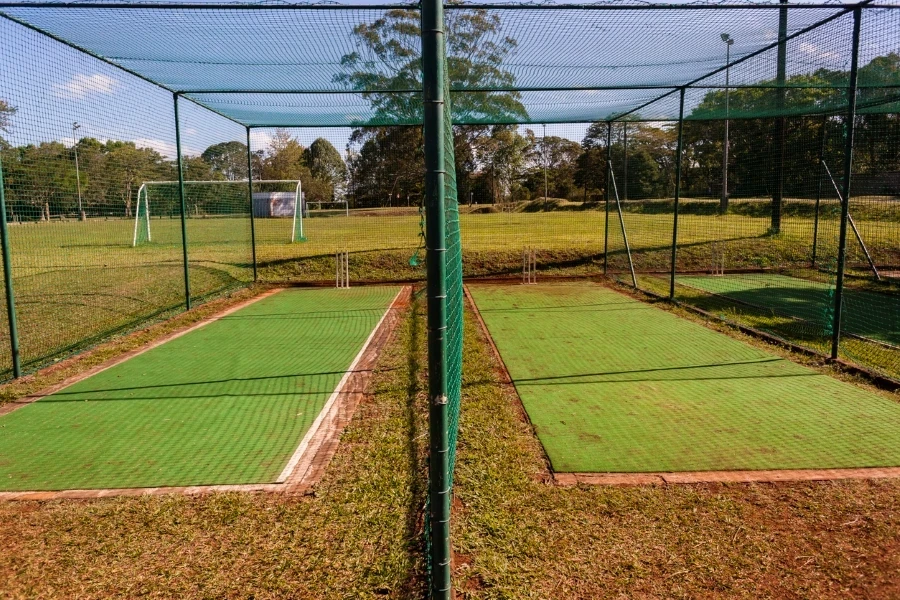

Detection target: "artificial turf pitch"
[0, 286, 399, 492]
[677, 273, 900, 346]
[469, 282, 900, 474]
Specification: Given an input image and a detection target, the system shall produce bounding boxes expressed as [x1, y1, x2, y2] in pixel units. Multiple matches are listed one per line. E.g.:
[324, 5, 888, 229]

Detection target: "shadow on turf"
[683, 284, 900, 346]
[28, 369, 402, 402]
[507, 357, 820, 387]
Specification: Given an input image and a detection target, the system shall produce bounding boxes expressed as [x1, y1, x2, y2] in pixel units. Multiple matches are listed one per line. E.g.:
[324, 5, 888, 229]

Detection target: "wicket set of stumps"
[336, 251, 350, 288]
[523, 247, 537, 284]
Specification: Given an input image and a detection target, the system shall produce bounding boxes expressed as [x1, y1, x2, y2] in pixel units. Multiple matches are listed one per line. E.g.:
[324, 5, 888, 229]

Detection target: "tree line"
[0, 121, 348, 220]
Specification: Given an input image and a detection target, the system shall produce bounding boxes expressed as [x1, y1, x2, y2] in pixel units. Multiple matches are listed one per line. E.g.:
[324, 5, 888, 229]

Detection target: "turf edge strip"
[555, 467, 900, 486]
[277, 286, 409, 483]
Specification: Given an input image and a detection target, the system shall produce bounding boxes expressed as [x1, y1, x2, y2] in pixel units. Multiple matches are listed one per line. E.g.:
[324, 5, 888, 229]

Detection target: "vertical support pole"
[670, 88, 686, 301]
[246, 127, 258, 282]
[0, 153, 21, 378]
[831, 7, 861, 360]
[422, 0, 450, 596]
[542, 123, 548, 201]
[603, 121, 612, 275]
[173, 93, 191, 310]
[771, 0, 788, 233]
[622, 122, 628, 202]
[811, 114, 827, 268]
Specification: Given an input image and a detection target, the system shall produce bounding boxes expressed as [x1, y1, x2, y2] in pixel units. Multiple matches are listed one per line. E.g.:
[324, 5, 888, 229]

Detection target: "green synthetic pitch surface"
[677, 273, 900, 347]
[469, 282, 900, 473]
[0, 286, 399, 491]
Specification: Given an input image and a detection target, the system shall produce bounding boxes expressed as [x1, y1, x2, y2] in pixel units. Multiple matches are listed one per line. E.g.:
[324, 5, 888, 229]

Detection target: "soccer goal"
[132, 179, 304, 246]
[307, 199, 350, 218]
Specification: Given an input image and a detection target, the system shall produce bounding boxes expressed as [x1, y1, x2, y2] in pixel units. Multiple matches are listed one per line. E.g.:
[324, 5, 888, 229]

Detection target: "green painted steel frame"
[422, 0, 451, 597]
[173, 93, 192, 311]
[0, 153, 21, 378]
[246, 127, 258, 282]
[831, 6, 862, 360]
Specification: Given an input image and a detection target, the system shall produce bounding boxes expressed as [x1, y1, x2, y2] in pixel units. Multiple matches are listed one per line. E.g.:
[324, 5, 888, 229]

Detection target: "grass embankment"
[3, 285, 900, 597]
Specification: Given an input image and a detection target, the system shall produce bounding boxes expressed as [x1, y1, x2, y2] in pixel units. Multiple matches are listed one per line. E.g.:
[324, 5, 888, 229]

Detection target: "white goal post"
[132, 179, 304, 247]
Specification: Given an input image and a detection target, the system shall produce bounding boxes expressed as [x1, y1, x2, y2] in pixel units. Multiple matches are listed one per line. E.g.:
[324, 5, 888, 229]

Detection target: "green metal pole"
[603, 121, 612, 275]
[173, 93, 191, 310]
[246, 127, 258, 282]
[670, 88, 686, 300]
[811, 114, 827, 268]
[771, 0, 788, 233]
[831, 7, 861, 360]
[422, 0, 450, 596]
[0, 152, 21, 378]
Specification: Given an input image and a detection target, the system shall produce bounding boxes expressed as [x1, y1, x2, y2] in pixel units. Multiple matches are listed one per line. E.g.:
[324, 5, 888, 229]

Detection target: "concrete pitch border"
[466, 281, 900, 487]
[0, 286, 411, 501]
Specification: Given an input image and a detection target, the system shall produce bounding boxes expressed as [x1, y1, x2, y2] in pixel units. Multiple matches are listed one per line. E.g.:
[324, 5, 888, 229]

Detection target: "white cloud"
[133, 137, 204, 159]
[798, 41, 840, 61]
[185, 127, 199, 135]
[53, 74, 119, 99]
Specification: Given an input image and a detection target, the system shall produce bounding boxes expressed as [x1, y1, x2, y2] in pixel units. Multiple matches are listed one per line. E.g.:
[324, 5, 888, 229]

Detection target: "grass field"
[0, 286, 399, 491]
[0, 199, 897, 381]
[2, 287, 900, 598]
[469, 282, 900, 473]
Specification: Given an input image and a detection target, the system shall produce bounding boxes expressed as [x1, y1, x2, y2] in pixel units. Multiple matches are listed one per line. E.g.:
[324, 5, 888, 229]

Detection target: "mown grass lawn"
[1, 200, 895, 379]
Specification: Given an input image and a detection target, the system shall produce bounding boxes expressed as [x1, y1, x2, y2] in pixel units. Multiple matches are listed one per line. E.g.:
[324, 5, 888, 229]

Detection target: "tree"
[337, 6, 526, 207]
[259, 129, 309, 181]
[2, 142, 75, 220]
[201, 141, 248, 181]
[0, 100, 15, 136]
[103, 141, 170, 217]
[304, 138, 348, 201]
[523, 132, 581, 199]
[336, 8, 526, 124]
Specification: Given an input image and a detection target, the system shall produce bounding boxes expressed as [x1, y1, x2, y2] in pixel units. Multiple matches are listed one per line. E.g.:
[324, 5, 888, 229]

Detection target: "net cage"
[0, 0, 898, 596]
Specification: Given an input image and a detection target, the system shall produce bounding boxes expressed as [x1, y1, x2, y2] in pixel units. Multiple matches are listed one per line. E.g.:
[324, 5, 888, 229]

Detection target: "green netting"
[3, 3, 898, 125]
[444, 73, 463, 483]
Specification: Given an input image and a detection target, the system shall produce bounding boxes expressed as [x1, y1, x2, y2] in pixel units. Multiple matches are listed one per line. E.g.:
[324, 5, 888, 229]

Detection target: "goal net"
[132, 179, 303, 246]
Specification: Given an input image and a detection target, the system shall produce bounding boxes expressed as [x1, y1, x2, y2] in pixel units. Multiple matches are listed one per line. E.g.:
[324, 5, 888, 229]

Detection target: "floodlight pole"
[603, 121, 612, 275]
[811, 113, 827, 268]
[422, 0, 451, 596]
[0, 152, 21, 378]
[622, 122, 628, 202]
[670, 88, 686, 300]
[720, 34, 734, 214]
[831, 6, 861, 361]
[173, 93, 191, 310]
[771, 0, 788, 233]
[73, 122, 85, 221]
[246, 127, 258, 282]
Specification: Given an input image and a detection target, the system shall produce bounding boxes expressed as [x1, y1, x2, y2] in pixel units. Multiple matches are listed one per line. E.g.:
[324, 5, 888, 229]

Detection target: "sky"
[0, 1, 892, 164]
